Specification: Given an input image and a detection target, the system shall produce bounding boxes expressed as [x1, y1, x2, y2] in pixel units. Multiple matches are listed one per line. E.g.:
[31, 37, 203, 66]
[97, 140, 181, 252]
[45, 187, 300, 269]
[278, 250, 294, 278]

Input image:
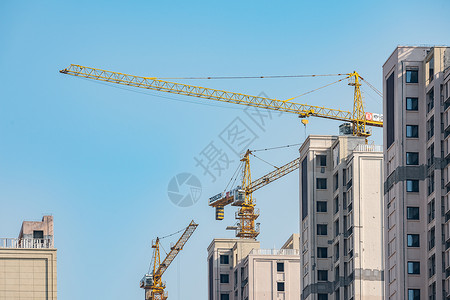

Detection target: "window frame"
[406, 125, 419, 138]
[406, 180, 419, 193]
[406, 69, 419, 83]
[406, 97, 419, 111]
[316, 178, 327, 190]
[407, 207, 420, 220]
[220, 273, 229, 284]
[406, 152, 419, 165]
[407, 234, 420, 247]
[407, 261, 420, 274]
[316, 201, 327, 212]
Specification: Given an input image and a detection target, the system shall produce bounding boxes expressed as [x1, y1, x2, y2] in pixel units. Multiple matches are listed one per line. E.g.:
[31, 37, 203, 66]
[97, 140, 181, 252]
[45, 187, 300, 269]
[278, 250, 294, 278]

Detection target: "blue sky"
[0, 1, 449, 299]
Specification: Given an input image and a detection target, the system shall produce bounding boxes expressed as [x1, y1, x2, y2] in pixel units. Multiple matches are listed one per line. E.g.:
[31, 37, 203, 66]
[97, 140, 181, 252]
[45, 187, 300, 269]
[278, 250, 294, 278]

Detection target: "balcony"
[0, 238, 53, 249]
[446, 193, 450, 215]
[445, 166, 450, 188]
[445, 107, 450, 133]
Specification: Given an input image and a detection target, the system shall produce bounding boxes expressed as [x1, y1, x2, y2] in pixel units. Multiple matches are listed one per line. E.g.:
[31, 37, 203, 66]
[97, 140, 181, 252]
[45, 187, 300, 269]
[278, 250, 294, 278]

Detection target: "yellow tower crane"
[140, 220, 198, 300]
[209, 150, 300, 239]
[59, 65, 383, 137]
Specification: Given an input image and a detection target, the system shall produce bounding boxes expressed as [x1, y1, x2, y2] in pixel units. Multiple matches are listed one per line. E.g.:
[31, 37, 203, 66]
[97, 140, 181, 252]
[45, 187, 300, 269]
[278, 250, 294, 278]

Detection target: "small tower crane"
[140, 220, 198, 300]
[209, 150, 301, 239]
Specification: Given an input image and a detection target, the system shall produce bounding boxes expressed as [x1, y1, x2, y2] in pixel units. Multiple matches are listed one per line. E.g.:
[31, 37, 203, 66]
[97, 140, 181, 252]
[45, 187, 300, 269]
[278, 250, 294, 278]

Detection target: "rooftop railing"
[0, 238, 53, 249]
[353, 144, 383, 153]
[250, 249, 300, 256]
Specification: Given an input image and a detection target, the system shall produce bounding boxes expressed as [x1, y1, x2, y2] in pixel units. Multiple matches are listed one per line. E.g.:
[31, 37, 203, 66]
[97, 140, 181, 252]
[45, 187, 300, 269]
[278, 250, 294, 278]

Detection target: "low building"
[207, 234, 300, 300]
[0, 216, 57, 300]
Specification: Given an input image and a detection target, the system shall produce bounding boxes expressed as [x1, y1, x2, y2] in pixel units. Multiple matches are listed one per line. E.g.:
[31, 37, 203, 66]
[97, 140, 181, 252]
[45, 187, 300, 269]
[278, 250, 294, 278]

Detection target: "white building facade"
[299, 135, 384, 300]
[207, 235, 300, 300]
[383, 46, 450, 300]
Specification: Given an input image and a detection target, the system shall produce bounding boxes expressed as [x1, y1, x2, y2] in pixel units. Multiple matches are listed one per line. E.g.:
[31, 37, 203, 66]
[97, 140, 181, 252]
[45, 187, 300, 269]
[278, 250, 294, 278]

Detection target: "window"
[406, 180, 419, 192]
[406, 152, 419, 165]
[220, 255, 229, 265]
[406, 97, 419, 111]
[333, 173, 339, 191]
[277, 262, 284, 272]
[406, 70, 418, 83]
[428, 254, 436, 278]
[317, 178, 327, 189]
[407, 261, 420, 274]
[334, 197, 339, 214]
[427, 116, 434, 140]
[317, 270, 328, 281]
[427, 199, 435, 223]
[317, 155, 327, 167]
[33, 230, 44, 239]
[427, 88, 434, 113]
[407, 207, 419, 220]
[277, 282, 285, 292]
[408, 289, 420, 300]
[220, 294, 230, 300]
[406, 125, 419, 138]
[407, 234, 420, 247]
[220, 274, 229, 283]
[317, 247, 328, 258]
[428, 227, 435, 250]
[318, 294, 328, 300]
[317, 224, 327, 235]
[334, 220, 339, 237]
[386, 72, 395, 147]
[301, 158, 308, 220]
[317, 201, 327, 212]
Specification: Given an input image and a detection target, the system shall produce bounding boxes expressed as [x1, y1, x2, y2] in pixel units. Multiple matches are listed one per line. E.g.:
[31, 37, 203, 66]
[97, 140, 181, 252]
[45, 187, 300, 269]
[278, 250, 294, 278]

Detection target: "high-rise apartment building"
[299, 135, 384, 300]
[383, 46, 450, 300]
[207, 234, 300, 300]
[0, 216, 57, 300]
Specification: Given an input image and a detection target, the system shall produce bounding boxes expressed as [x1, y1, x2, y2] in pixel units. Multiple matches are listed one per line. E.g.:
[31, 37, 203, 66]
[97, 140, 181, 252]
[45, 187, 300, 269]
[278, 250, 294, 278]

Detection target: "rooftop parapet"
[0, 238, 53, 249]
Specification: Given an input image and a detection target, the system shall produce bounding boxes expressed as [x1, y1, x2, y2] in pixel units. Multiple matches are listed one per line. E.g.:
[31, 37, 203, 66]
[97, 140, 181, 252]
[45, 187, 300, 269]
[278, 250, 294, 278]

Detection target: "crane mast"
[59, 64, 383, 137]
[140, 220, 198, 300]
[209, 150, 301, 239]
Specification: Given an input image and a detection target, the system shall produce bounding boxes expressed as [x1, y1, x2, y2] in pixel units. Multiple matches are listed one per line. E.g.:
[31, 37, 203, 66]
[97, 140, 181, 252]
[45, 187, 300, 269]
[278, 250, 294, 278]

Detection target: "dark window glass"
[277, 282, 285, 292]
[33, 230, 44, 239]
[317, 247, 328, 258]
[407, 234, 420, 247]
[406, 180, 419, 192]
[220, 294, 230, 300]
[406, 152, 419, 165]
[317, 201, 327, 212]
[406, 125, 419, 138]
[408, 289, 420, 300]
[318, 294, 328, 300]
[317, 178, 327, 189]
[220, 274, 229, 283]
[406, 70, 419, 83]
[386, 72, 395, 147]
[407, 261, 420, 274]
[220, 255, 229, 265]
[406, 97, 419, 111]
[301, 158, 308, 220]
[407, 207, 420, 220]
[209, 257, 213, 300]
[317, 270, 328, 281]
[277, 262, 284, 272]
[427, 116, 434, 140]
[317, 224, 328, 235]
[427, 88, 434, 113]
[317, 155, 327, 167]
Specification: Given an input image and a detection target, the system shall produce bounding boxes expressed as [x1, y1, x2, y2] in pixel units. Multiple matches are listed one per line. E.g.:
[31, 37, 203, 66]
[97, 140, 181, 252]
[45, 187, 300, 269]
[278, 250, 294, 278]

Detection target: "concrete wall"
[0, 248, 57, 300]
